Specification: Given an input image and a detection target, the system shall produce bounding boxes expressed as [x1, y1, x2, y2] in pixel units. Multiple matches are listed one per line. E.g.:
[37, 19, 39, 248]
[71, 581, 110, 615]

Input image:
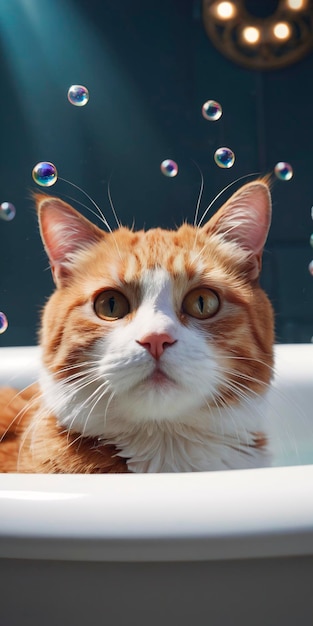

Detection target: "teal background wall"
[1, 0, 313, 346]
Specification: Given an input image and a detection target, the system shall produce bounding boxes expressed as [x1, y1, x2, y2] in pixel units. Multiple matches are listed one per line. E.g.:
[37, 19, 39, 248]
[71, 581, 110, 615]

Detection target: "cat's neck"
[101, 398, 270, 472]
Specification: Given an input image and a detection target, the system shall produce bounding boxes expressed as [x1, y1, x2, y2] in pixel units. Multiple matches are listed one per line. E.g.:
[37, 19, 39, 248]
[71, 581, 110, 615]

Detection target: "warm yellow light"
[215, 1, 236, 19]
[273, 22, 291, 40]
[286, 0, 306, 10]
[242, 26, 260, 44]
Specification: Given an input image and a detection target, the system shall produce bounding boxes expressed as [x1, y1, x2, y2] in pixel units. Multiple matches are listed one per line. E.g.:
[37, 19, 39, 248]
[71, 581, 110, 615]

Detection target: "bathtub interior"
[0, 342, 312, 468]
[0, 342, 312, 570]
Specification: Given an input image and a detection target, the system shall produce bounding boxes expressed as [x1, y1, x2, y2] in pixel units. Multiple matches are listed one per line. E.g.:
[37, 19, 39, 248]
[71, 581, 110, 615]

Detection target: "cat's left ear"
[35, 195, 105, 287]
[202, 180, 271, 279]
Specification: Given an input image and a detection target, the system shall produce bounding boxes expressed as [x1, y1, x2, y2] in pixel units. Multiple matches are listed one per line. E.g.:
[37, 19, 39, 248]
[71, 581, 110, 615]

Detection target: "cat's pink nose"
[137, 332, 176, 360]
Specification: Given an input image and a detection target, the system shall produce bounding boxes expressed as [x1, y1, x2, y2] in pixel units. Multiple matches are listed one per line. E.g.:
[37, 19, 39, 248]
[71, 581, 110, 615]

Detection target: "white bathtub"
[0, 344, 312, 626]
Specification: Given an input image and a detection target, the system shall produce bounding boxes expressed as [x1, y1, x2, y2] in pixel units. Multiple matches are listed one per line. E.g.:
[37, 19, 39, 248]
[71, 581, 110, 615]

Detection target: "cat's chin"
[116, 382, 203, 425]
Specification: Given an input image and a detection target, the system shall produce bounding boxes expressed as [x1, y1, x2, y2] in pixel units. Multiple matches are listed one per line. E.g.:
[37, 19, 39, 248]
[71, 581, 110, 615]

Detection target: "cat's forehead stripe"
[140, 268, 173, 303]
[172, 252, 186, 275]
[123, 252, 139, 283]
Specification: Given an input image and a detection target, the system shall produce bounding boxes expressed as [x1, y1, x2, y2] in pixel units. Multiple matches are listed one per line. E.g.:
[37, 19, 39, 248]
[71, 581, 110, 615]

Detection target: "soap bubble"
[0, 312, 8, 334]
[214, 147, 235, 169]
[0, 202, 16, 221]
[67, 85, 89, 106]
[309, 260, 313, 276]
[32, 162, 58, 187]
[311, 207, 313, 220]
[160, 159, 178, 177]
[274, 162, 293, 181]
[310, 234, 313, 248]
[202, 100, 222, 121]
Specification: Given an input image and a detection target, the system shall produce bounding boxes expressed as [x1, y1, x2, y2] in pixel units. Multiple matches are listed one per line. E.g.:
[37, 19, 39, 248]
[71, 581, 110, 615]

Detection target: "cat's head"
[36, 180, 274, 445]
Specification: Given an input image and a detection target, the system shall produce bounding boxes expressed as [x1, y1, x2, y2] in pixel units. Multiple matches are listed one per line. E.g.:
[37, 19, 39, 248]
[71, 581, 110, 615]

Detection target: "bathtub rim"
[0, 465, 313, 562]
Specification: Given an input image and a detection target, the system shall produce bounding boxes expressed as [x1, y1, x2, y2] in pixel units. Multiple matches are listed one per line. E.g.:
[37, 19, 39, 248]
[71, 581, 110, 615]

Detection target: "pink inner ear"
[37, 196, 104, 284]
[204, 182, 272, 256]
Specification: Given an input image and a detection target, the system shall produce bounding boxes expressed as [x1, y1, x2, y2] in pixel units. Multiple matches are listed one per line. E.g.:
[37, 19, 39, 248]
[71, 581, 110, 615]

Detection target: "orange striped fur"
[0, 180, 274, 472]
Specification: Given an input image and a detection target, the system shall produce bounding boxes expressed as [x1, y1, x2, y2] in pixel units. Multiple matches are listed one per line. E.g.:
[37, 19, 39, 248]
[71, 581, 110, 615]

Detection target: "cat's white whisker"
[60, 194, 109, 227]
[196, 172, 260, 229]
[16, 404, 47, 470]
[79, 381, 112, 435]
[192, 160, 204, 228]
[0, 388, 41, 443]
[107, 175, 121, 228]
[61, 371, 102, 389]
[103, 389, 116, 428]
[58, 177, 113, 232]
[223, 353, 275, 372]
[222, 361, 308, 429]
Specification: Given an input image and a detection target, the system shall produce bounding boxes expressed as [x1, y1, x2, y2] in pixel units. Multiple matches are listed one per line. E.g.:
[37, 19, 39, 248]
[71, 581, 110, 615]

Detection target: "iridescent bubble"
[0, 202, 16, 221]
[311, 207, 313, 220]
[310, 234, 313, 248]
[214, 147, 235, 169]
[202, 100, 222, 121]
[32, 162, 58, 187]
[0, 312, 8, 334]
[274, 162, 293, 181]
[67, 85, 89, 107]
[309, 260, 313, 276]
[160, 159, 178, 177]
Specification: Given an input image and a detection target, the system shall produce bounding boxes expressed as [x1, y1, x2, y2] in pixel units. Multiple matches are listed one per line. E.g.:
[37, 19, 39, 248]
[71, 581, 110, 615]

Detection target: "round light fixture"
[203, 0, 313, 70]
[215, 1, 237, 19]
[286, 0, 307, 10]
[242, 26, 261, 44]
[273, 21, 292, 39]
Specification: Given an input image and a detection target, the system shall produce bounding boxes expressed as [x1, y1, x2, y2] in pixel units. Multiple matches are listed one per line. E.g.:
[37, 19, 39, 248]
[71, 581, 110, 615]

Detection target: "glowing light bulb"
[242, 26, 260, 45]
[287, 0, 306, 10]
[215, 2, 236, 19]
[273, 22, 291, 40]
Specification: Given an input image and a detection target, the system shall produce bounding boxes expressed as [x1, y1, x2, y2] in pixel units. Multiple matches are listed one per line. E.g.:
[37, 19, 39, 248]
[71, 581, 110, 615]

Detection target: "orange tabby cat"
[0, 179, 274, 472]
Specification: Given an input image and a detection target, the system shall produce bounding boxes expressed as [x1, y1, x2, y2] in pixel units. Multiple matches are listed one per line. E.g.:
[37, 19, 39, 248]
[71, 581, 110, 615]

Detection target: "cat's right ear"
[35, 195, 104, 288]
[201, 181, 271, 279]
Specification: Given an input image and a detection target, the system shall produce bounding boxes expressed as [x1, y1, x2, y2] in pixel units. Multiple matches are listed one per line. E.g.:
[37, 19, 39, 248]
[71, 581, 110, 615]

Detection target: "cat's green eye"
[94, 290, 130, 321]
[182, 288, 219, 320]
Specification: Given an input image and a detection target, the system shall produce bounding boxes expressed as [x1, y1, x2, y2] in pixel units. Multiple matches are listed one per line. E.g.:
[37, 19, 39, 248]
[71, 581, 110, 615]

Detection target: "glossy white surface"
[1, 467, 313, 561]
[0, 344, 312, 562]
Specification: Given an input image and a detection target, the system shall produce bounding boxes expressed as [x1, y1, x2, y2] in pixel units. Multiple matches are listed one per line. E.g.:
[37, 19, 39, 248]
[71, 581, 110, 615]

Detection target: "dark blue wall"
[1, 0, 313, 346]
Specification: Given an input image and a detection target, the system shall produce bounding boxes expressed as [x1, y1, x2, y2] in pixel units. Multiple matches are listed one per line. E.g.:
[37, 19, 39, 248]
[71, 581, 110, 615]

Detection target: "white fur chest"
[102, 396, 271, 472]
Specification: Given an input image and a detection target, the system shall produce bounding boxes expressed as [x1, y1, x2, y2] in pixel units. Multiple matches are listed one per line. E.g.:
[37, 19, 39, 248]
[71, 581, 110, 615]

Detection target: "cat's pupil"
[198, 295, 204, 314]
[109, 297, 115, 313]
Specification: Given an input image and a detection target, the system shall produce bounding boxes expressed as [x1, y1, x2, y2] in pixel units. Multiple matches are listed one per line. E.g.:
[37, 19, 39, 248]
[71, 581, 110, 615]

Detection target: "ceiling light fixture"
[242, 26, 261, 44]
[273, 21, 292, 39]
[215, 1, 237, 20]
[286, 0, 307, 10]
[202, 0, 313, 69]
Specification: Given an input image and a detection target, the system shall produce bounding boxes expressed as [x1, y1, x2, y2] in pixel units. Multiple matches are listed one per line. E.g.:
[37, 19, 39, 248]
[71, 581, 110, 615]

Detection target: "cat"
[0, 179, 274, 473]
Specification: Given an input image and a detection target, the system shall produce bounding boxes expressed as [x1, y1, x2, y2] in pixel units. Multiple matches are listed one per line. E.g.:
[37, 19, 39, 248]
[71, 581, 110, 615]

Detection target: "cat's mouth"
[144, 365, 177, 387]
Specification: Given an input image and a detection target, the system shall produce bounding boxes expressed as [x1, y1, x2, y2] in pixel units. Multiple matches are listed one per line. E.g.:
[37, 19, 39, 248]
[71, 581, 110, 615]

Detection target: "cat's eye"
[94, 290, 130, 320]
[182, 288, 220, 320]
